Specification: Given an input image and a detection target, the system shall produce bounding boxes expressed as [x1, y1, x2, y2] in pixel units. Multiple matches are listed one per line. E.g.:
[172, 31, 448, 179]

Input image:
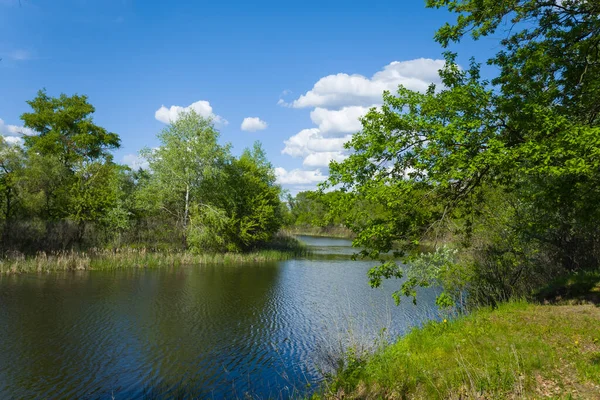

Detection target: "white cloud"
[275, 167, 328, 185]
[291, 58, 444, 108]
[282, 128, 351, 158]
[278, 58, 447, 189]
[1, 118, 35, 147]
[310, 105, 374, 134]
[121, 154, 149, 170]
[155, 100, 228, 125]
[303, 151, 347, 168]
[0, 118, 35, 136]
[241, 117, 268, 132]
[2, 136, 23, 146]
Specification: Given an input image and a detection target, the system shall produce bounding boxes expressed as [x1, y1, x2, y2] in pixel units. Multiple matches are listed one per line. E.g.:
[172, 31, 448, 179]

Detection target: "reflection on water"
[0, 236, 439, 399]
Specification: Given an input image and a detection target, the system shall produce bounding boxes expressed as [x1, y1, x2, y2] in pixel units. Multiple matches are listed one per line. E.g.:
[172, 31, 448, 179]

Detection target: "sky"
[0, 0, 500, 194]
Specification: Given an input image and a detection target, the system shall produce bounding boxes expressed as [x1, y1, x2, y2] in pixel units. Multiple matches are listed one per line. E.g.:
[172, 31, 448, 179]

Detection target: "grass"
[314, 274, 600, 399]
[0, 235, 308, 274]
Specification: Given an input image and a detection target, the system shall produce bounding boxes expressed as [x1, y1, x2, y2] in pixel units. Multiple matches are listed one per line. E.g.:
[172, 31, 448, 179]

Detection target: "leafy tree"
[20, 153, 71, 220]
[21, 89, 120, 168]
[0, 137, 25, 243]
[224, 142, 283, 250]
[139, 110, 230, 249]
[329, 0, 600, 306]
[12, 90, 123, 249]
[68, 161, 122, 241]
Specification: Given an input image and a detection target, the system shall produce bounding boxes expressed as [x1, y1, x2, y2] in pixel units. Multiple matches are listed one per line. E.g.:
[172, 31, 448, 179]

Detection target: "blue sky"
[0, 0, 498, 193]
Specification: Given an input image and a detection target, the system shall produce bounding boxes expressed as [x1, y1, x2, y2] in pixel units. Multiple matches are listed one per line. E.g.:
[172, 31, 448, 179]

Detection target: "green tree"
[224, 142, 283, 250]
[15, 90, 123, 249]
[21, 89, 120, 168]
[0, 137, 25, 244]
[69, 160, 122, 242]
[329, 0, 600, 306]
[139, 110, 230, 249]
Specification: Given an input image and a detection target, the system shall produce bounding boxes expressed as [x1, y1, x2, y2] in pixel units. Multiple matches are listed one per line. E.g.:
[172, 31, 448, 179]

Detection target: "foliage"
[326, 0, 600, 307]
[139, 110, 230, 248]
[21, 89, 120, 167]
[222, 142, 283, 250]
[283, 189, 383, 240]
[1, 93, 286, 257]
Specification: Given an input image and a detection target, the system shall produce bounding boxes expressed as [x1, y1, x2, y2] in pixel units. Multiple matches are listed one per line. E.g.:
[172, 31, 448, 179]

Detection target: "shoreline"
[281, 226, 355, 240]
[312, 271, 600, 399]
[0, 236, 309, 275]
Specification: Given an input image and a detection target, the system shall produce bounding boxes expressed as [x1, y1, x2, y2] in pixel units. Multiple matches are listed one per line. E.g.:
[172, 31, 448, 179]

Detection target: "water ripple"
[0, 238, 439, 399]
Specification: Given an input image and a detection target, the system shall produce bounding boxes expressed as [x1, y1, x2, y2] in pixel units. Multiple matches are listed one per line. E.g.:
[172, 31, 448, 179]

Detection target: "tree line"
[0, 91, 284, 254]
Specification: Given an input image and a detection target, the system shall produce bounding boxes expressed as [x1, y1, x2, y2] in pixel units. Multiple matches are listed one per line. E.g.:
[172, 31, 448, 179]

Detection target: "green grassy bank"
[316, 274, 600, 399]
[0, 235, 308, 274]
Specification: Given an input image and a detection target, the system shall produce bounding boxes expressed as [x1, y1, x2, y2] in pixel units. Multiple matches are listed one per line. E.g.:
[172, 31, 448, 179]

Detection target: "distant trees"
[1, 93, 284, 254]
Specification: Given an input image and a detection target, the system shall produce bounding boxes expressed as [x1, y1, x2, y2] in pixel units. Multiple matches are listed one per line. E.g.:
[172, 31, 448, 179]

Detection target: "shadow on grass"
[534, 269, 600, 306]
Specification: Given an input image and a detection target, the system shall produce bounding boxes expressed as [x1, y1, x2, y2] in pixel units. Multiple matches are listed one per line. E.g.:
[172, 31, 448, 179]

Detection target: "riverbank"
[315, 273, 600, 399]
[0, 235, 308, 274]
[281, 226, 355, 239]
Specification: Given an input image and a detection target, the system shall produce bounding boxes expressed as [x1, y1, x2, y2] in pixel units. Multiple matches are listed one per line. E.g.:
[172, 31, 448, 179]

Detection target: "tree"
[21, 89, 120, 168]
[0, 136, 25, 245]
[68, 160, 122, 242]
[139, 110, 230, 249]
[14, 90, 123, 249]
[223, 142, 283, 250]
[328, 0, 600, 306]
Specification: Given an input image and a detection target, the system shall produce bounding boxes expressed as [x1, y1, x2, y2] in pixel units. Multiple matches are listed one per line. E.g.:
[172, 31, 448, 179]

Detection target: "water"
[0, 236, 439, 399]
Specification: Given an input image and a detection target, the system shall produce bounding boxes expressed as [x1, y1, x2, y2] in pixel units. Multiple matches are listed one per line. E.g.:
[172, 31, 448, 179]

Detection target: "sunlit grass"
[312, 300, 600, 399]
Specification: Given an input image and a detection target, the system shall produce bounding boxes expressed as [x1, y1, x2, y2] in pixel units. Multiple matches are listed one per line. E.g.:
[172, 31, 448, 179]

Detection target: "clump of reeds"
[0, 235, 309, 275]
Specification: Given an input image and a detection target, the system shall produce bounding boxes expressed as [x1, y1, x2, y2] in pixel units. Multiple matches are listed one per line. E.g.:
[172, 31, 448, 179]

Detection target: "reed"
[0, 237, 309, 275]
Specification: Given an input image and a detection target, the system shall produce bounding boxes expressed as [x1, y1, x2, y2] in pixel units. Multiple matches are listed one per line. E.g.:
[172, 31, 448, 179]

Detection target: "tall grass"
[0, 236, 309, 275]
[311, 300, 600, 399]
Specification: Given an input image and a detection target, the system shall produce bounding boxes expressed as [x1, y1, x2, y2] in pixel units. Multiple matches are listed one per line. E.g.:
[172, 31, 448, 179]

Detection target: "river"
[0, 236, 439, 399]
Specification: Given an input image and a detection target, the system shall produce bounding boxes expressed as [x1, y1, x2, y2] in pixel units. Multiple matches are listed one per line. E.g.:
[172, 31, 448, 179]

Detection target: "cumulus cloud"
[155, 100, 228, 125]
[303, 151, 347, 168]
[1, 118, 35, 146]
[282, 128, 351, 158]
[290, 58, 444, 109]
[241, 117, 268, 132]
[274, 167, 328, 185]
[0, 118, 35, 137]
[277, 58, 447, 189]
[121, 154, 149, 170]
[310, 105, 375, 134]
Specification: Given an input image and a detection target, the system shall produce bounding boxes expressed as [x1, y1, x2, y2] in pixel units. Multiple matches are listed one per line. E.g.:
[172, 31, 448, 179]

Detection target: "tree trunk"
[182, 184, 190, 249]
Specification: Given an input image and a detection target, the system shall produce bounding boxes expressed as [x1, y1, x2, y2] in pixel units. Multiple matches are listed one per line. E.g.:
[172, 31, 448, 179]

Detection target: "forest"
[0, 92, 287, 258]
